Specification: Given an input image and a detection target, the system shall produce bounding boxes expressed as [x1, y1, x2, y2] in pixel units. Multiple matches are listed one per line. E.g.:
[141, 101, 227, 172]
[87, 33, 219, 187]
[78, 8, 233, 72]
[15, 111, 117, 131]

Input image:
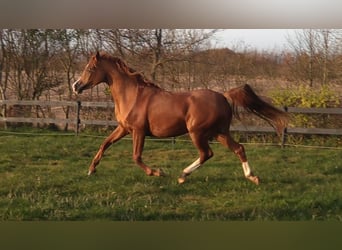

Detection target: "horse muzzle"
[72, 79, 84, 94]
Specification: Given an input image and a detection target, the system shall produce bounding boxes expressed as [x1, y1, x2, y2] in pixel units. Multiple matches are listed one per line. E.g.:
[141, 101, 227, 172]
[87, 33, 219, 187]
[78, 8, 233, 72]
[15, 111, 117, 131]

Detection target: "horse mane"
[98, 52, 161, 89]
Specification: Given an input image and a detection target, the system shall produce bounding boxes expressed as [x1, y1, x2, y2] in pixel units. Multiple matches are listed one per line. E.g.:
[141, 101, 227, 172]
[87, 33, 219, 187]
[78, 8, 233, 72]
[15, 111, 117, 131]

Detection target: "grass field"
[0, 129, 341, 221]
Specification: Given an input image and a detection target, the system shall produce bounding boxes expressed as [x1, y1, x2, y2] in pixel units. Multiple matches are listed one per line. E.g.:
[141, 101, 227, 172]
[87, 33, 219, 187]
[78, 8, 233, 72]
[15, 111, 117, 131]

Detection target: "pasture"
[0, 129, 341, 221]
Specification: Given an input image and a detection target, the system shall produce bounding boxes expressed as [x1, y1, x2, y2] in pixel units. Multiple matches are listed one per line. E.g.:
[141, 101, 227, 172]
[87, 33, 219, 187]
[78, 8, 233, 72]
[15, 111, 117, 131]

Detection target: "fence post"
[281, 106, 288, 148]
[75, 100, 81, 136]
[1, 102, 7, 130]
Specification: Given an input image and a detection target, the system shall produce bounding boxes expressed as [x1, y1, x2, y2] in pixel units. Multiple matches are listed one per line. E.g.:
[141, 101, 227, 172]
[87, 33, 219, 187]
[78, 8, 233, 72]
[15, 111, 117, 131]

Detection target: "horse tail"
[224, 84, 289, 135]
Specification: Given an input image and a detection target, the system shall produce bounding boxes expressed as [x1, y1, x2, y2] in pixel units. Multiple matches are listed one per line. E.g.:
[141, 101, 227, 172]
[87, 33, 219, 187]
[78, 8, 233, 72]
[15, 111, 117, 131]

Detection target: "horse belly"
[148, 112, 188, 137]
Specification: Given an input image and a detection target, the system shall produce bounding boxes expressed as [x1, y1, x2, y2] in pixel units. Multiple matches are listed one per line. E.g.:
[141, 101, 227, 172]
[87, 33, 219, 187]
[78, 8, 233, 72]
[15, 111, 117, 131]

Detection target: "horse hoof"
[178, 172, 189, 184]
[247, 175, 260, 185]
[178, 177, 186, 184]
[88, 169, 96, 176]
[152, 168, 167, 177]
[178, 175, 188, 184]
[157, 168, 167, 177]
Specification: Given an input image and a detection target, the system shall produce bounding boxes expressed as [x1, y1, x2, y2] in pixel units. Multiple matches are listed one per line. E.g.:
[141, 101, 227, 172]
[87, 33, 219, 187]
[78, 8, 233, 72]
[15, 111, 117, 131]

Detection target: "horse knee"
[234, 144, 247, 162]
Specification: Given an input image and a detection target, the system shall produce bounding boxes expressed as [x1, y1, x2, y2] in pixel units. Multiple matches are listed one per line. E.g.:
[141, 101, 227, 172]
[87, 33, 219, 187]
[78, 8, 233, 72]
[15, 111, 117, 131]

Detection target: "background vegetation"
[1, 29, 342, 100]
[1, 29, 341, 135]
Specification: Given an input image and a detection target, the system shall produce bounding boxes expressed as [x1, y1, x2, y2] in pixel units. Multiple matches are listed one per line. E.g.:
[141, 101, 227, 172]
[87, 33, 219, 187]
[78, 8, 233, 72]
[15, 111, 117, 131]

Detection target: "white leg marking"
[183, 158, 201, 174]
[242, 161, 252, 177]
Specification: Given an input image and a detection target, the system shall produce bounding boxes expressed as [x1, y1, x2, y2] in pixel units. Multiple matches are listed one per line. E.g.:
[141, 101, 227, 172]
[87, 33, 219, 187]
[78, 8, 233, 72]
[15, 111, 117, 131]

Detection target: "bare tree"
[286, 29, 342, 87]
[319, 29, 330, 85]
[287, 29, 320, 87]
[96, 29, 217, 85]
[51, 29, 85, 130]
[0, 30, 7, 101]
[0, 30, 9, 128]
[1, 29, 63, 100]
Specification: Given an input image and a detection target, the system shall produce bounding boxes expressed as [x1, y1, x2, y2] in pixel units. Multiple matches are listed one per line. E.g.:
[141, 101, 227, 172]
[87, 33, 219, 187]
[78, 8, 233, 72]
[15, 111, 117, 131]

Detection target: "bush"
[270, 83, 341, 146]
[270, 83, 340, 108]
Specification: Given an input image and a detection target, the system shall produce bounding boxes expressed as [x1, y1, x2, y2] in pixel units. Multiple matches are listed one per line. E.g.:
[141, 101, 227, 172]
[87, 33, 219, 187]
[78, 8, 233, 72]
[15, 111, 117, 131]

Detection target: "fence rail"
[1, 100, 342, 140]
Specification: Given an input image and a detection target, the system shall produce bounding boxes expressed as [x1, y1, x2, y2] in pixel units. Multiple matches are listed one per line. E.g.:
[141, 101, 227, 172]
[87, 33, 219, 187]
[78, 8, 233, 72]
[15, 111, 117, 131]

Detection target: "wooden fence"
[0, 100, 117, 135]
[230, 107, 342, 135]
[1, 100, 342, 144]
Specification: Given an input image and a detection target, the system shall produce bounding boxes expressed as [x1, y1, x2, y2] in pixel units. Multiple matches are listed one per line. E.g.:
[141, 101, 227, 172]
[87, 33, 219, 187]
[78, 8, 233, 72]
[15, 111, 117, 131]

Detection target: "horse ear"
[95, 51, 100, 60]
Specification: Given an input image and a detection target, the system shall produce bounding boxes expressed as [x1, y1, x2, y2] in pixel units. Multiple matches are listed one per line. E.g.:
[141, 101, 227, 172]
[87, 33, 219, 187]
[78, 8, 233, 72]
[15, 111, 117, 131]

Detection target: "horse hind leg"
[178, 132, 213, 184]
[178, 158, 201, 184]
[216, 134, 260, 185]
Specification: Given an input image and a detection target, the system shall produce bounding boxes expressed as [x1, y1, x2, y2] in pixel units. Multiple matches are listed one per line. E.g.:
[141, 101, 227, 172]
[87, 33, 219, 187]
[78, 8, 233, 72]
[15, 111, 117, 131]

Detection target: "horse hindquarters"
[178, 90, 230, 184]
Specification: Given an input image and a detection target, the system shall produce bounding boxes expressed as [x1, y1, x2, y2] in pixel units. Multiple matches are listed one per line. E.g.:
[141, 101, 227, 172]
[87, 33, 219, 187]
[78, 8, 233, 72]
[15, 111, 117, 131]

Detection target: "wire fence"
[0, 128, 341, 151]
[1, 100, 342, 150]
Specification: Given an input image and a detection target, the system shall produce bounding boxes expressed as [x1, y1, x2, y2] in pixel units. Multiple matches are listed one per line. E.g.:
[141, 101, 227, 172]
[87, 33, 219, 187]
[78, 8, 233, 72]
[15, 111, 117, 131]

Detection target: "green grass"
[0, 129, 341, 221]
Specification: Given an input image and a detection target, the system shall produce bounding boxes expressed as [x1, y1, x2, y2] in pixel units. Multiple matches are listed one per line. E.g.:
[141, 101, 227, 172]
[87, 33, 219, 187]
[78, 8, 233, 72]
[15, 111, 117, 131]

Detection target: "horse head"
[72, 51, 107, 94]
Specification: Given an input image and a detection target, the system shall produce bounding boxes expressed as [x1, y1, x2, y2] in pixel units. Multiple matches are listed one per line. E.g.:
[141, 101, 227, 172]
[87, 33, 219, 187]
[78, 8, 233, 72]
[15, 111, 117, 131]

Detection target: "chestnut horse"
[73, 52, 288, 185]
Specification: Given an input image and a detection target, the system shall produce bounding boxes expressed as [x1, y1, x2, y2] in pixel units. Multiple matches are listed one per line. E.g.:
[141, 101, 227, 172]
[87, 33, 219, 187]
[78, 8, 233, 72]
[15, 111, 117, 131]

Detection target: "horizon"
[212, 29, 296, 52]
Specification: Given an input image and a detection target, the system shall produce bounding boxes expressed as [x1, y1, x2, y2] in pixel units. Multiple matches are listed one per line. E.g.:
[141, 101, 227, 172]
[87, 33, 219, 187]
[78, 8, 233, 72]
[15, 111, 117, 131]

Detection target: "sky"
[212, 29, 297, 52]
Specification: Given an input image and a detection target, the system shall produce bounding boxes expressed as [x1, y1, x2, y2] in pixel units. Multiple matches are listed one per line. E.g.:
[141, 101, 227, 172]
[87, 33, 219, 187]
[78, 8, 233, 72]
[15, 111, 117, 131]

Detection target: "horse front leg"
[132, 130, 166, 177]
[88, 125, 128, 175]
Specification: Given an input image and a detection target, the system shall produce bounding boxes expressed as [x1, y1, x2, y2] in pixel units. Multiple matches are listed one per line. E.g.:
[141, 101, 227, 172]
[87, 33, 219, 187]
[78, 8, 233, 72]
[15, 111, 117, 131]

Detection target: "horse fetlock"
[155, 168, 167, 177]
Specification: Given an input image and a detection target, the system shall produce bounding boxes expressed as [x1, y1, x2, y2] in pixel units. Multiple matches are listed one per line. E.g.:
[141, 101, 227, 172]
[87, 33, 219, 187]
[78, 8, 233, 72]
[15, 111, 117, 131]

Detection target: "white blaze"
[72, 78, 81, 94]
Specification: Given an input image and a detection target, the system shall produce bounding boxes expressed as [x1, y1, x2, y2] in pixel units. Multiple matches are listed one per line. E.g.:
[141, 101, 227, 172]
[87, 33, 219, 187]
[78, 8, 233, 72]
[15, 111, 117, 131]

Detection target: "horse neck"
[108, 72, 139, 117]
